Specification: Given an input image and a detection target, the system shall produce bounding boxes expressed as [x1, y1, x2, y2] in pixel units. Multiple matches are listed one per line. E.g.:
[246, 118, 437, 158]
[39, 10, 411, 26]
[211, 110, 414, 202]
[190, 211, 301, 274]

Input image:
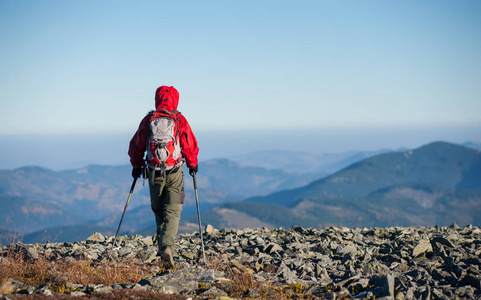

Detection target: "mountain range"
[0, 156, 330, 236]
[248, 141, 481, 205]
[228, 148, 404, 174]
[179, 141, 481, 231]
[0, 141, 480, 244]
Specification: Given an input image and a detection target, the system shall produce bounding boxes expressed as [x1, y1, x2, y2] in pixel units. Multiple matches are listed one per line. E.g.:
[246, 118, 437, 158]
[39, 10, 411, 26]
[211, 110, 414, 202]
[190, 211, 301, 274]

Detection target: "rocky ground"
[1, 224, 481, 299]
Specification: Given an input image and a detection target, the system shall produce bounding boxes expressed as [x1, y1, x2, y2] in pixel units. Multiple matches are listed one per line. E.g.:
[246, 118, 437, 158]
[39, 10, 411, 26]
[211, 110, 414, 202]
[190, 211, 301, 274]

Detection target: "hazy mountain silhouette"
[229, 148, 403, 174]
[22, 225, 115, 244]
[247, 141, 481, 206]
[0, 195, 87, 234]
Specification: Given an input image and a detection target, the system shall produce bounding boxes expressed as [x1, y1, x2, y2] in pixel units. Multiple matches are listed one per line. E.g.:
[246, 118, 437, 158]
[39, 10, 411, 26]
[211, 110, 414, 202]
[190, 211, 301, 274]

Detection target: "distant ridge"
[22, 225, 115, 244]
[0, 226, 20, 246]
[463, 141, 481, 150]
[0, 195, 87, 234]
[360, 182, 481, 226]
[247, 141, 481, 205]
[229, 148, 400, 174]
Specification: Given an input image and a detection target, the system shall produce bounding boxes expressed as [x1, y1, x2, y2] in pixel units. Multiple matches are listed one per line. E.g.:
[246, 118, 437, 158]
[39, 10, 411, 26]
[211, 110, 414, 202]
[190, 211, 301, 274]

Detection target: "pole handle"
[130, 177, 138, 193]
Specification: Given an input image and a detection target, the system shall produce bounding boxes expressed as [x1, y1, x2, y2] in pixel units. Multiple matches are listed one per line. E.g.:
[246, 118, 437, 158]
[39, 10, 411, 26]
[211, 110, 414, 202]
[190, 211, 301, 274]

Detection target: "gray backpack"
[146, 109, 182, 176]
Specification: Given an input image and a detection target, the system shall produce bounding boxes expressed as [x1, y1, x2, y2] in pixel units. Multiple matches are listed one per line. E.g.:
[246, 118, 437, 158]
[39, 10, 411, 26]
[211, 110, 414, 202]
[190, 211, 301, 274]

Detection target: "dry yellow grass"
[206, 254, 263, 298]
[0, 250, 312, 299]
[0, 248, 154, 289]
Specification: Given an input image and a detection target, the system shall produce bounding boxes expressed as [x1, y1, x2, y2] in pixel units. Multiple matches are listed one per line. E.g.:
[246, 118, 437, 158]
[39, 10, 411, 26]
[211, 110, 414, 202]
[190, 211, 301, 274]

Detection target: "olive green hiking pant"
[148, 167, 184, 253]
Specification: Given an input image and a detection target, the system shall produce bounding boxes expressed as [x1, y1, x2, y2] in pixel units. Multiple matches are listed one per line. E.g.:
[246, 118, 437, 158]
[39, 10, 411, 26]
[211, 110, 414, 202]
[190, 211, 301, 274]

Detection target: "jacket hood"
[155, 86, 179, 111]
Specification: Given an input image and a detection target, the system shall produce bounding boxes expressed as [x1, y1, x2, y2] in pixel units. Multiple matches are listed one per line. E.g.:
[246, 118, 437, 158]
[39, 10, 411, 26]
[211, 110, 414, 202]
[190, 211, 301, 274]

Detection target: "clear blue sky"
[1, 0, 480, 137]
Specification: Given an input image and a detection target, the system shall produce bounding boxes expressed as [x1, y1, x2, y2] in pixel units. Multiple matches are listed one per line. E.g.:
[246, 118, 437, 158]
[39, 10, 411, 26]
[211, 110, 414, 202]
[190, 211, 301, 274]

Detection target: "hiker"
[128, 85, 199, 269]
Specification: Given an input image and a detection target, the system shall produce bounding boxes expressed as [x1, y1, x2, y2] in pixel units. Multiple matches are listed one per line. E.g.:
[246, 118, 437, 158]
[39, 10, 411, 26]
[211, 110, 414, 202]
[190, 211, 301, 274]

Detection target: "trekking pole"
[192, 173, 207, 265]
[109, 177, 138, 259]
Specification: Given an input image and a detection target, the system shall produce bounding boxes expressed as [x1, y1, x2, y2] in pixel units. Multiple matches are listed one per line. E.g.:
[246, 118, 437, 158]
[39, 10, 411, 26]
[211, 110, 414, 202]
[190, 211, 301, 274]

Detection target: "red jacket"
[128, 86, 199, 169]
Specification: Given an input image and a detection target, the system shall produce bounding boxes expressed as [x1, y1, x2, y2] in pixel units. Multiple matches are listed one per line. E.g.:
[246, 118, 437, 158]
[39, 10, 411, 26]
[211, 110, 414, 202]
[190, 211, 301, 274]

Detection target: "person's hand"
[189, 165, 198, 177]
[132, 168, 142, 179]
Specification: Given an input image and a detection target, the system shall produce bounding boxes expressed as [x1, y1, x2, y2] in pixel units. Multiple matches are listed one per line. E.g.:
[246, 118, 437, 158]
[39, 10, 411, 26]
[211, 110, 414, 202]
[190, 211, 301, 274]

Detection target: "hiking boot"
[162, 246, 175, 269]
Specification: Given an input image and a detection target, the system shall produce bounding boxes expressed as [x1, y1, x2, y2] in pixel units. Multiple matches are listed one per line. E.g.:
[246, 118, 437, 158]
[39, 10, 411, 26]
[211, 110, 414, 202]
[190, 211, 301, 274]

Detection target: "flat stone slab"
[139, 267, 218, 294]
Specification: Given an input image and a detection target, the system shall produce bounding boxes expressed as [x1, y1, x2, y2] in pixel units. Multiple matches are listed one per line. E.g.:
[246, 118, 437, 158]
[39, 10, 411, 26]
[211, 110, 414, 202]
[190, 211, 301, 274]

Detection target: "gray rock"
[131, 283, 148, 290]
[455, 286, 476, 299]
[205, 224, 215, 234]
[26, 246, 39, 260]
[138, 236, 154, 246]
[264, 243, 283, 254]
[199, 269, 215, 285]
[243, 245, 259, 255]
[66, 283, 83, 291]
[144, 267, 206, 294]
[276, 263, 298, 282]
[430, 236, 454, 248]
[86, 232, 105, 242]
[385, 273, 395, 297]
[247, 288, 260, 297]
[449, 223, 460, 229]
[201, 286, 228, 297]
[463, 274, 481, 290]
[21, 286, 35, 295]
[34, 284, 53, 296]
[368, 273, 395, 298]
[413, 240, 433, 257]
[136, 246, 157, 263]
[338, 244, 358, 256]
[414, 286, 431, 300]
[38, 289, 53, 296]
[80, 285, 93, 294]
[92, 284, 113, 294]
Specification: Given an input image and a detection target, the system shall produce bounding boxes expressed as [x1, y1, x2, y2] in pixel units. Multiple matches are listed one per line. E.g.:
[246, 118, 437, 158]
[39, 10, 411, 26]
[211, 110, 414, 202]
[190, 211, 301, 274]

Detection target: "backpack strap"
[159, 108, 174, 116]
[150, 108, 181, 122]
[158, 109, 181, 140]
[158, 108, 180, 117]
